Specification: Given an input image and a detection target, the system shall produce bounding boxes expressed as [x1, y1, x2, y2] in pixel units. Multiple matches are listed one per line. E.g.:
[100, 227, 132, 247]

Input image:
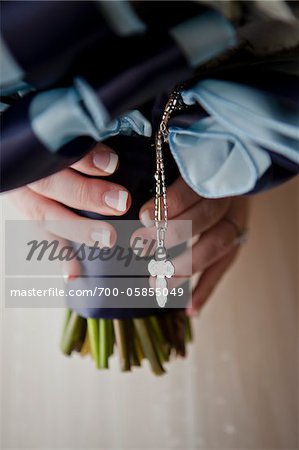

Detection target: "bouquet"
[56, 118, 193, 375]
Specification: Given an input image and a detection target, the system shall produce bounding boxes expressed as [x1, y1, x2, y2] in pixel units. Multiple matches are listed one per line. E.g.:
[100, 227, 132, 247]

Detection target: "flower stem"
[99, 319, 109, 369]
[80, 330, 90, 357]
[106, 319, 114, 357]
[60, 311, 85, 356]
[149, 316, 169, 363]
[113, 319, 131, 372]
[127, 320, 141, 367]
[133, 318, 165, 376]
[185, 316, 193, 343]
[87, 318, 100, 369]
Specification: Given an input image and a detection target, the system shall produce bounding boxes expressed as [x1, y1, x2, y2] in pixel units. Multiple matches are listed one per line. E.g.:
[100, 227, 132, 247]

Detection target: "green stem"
[133, 318, 165, 376]
[157, 313, 175, 354]
[173, 310, 187, 357]
[99, 319, 109, 369]
[60, 312, 85, 356]
[107, 319, 114, 357]
[134, 329, 144, 362]
[87, 318, 100, 369]
[185, 316, 193, 343]
[80, 332, 90, 357]
[127, 320, 141, 367]
[149, 316, 169, 363]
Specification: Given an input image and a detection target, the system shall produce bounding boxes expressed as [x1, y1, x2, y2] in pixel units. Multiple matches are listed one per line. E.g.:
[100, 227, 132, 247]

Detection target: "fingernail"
[63, 272, 78, 283]
[140, 209, 154, 227]
[186, 308, 192, 317]
[186, 303, 199, 316]
[90, 229, 111, 247]
[104, 190, 128, 212]
[93, 151, 118, 174]
[188, 309, 200, 317]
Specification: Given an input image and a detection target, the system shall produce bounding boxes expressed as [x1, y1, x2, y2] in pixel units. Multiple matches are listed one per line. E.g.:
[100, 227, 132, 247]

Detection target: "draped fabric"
[168, 75, 299, 198]
[1, 1, 298, 196]
[0, 1, 236, 192]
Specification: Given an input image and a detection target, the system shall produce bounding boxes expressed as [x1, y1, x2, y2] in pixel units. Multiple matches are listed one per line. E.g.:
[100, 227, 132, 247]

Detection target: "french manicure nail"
[93, 151, 118, 174]
[140, 209, 154, 227]
[90, 229, 111, 247]
[104, 190, 128, 212]
[186, 304, 199, 316]
[63, 272, 78, 282]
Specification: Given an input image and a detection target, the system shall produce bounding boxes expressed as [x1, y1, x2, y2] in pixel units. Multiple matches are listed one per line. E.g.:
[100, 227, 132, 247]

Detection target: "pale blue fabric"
[170, 11, 236, 68]
[0, 102, 9, 112]
[30, 87, 152, 152]
[0, 35, 33, 96]
[168, 79, 299, 198]
[0, 36, 24, 92]
[96, 0, 146, 36]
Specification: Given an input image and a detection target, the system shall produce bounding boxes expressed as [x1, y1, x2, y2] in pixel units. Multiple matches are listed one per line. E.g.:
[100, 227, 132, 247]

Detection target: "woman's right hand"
[9, 142, 130, 277]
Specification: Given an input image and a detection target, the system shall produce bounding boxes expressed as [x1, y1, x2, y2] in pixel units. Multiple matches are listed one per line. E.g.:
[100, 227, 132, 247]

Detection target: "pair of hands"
[10, 142, 249, 315]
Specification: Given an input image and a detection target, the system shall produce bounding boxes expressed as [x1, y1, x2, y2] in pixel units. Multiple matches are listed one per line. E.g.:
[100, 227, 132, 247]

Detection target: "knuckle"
[171, 224, 184, 244]
[198, 200, 227, 232]
[206, 240, 220, 259]
[29, 201, 46, 222]
[215, 234, 231, 254]
[202, 242, 219, 267]
[192, 258, 201, 274]
[31, 175, 53, 195]
[169, 194, 182, 216]
[75, 177, 91, 206]
[76, 153, 94, 172]
[201, 201, 217, 226]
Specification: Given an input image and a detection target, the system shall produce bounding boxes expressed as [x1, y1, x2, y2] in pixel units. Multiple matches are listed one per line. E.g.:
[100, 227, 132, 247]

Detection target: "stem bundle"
[60, 310, 193, 375]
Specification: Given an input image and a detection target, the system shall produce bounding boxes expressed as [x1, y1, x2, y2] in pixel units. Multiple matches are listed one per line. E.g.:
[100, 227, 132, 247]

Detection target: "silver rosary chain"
[154, 87, 185, 247]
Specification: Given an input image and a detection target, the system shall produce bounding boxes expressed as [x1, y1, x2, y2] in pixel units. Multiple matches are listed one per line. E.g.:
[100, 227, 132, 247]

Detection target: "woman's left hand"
[133, 176, 249, 315]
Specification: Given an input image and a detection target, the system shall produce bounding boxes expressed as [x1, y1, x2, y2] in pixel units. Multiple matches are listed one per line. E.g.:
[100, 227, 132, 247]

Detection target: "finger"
[225, 196, 250, 235]
[6, 199, 83, 280]
[140, 176, 201, 226]
[29, 168, 131, 215]
[62, 253, 82, 281]
[9, 187, 117, 247]
[71, 142, 119, 176]
[159, 218, 236, 290]
[41, 231, 82, 281]
[173, 218, 238, 277]
[149, 272, 191, 291]
[187, 248, 239, 316]
[131, 197, 230, 254]
[182, 197, 231, 235]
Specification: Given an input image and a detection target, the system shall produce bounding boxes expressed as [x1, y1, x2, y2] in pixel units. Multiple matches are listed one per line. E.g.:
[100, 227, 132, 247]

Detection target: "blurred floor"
[0, 178, 298, 450]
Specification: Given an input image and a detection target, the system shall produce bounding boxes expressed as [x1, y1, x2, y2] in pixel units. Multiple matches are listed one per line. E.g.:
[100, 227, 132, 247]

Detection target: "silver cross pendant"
[148, 248, 175, 308]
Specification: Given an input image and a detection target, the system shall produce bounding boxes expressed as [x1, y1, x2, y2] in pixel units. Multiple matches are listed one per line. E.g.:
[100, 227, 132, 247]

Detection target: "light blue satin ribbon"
[96, 0, 146, 36]
[1, 4, 237, 168]
[0, 36, 24, 92]
[168, 79, 299, 198]
[170, 10, 236, 68]
[30, 87, 152, 151]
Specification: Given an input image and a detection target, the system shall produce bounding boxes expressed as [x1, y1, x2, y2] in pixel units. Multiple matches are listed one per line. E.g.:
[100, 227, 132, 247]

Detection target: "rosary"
[148, 87, 186, 308]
